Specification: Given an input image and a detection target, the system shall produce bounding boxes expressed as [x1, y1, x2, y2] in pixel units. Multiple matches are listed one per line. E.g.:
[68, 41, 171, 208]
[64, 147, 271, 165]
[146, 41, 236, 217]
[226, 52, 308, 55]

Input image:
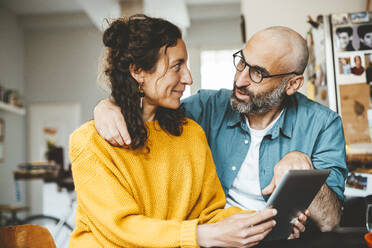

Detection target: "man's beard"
[230, 79, 288, 115]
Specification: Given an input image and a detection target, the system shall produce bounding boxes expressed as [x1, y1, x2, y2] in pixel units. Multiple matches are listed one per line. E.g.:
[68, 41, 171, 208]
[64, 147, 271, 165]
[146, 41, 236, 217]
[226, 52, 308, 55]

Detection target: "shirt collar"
[269, 95, 297, 139]
[226, 109, 242, 128]
[226, 94, 298, 138]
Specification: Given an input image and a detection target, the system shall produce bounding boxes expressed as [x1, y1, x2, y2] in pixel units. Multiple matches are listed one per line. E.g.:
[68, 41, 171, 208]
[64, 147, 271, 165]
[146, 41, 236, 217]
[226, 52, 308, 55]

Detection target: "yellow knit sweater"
[69, 119, 242, 248]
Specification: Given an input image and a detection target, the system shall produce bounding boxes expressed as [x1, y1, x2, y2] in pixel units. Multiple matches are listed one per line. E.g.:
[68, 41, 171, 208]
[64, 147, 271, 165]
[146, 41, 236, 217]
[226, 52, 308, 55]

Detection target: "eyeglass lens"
[234, 55, 263, 83]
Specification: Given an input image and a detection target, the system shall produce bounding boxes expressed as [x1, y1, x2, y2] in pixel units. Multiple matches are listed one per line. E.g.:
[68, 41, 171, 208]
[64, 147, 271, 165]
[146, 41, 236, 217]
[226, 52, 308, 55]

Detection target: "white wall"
[24, 15, 108, 123]
[241, 0, 366, 38]
[185, 17, 242, 93]
[0, 8, 27, 206]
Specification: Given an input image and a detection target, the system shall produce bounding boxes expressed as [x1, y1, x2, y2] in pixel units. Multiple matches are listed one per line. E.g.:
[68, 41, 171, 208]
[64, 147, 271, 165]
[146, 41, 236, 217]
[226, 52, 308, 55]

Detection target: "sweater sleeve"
[70, 131, 198, 248]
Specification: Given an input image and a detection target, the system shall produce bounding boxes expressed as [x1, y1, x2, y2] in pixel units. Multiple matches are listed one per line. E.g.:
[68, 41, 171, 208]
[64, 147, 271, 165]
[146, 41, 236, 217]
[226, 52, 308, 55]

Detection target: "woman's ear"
[129, 64, 144, 83]
[285, 75, 304, 95]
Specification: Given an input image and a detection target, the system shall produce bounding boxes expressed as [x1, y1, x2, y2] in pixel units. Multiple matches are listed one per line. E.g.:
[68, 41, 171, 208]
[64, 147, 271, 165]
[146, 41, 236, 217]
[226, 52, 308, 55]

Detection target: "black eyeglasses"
[233, 50, 300, 84]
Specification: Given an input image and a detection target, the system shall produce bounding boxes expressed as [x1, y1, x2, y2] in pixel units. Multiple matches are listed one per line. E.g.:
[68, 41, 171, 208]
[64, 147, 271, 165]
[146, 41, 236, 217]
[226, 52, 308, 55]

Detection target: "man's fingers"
[245, 209, 277, 227]
[298, 212, 307, 223]
[293, 219, 306, 232]
[108, 127, 125, 147]
[262, 179, 275, 195]
[305, 209, 311, 217]
[292, 226, 300, 239]
[115, 115, 131, 145]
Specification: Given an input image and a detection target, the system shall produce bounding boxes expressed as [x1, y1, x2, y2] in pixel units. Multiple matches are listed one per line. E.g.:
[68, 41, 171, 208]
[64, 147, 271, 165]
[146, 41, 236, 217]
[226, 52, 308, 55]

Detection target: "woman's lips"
[172, 90, 184, 97]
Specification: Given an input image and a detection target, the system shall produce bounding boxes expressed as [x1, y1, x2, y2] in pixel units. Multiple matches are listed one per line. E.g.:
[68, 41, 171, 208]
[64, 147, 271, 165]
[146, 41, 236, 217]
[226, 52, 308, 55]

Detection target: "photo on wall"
[335, 26, 354, 52]
[365, 53, 372, 84]
[351, 55, 365, 76]
[351, 12, 370, 24]
[333, 24, 372, 52]
[332, 13, 349, 25]
[346, 173, 368, 190]
[364, 54, 372, 103]
[338, 57, 351, 74]
[357, 24, 372, 50]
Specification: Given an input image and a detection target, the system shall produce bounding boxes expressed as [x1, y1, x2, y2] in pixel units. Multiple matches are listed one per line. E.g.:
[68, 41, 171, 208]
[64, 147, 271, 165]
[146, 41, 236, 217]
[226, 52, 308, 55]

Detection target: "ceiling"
[0, 0, 83, 15]
[0, 0, 240, 32]
[0, 0, 240, 15]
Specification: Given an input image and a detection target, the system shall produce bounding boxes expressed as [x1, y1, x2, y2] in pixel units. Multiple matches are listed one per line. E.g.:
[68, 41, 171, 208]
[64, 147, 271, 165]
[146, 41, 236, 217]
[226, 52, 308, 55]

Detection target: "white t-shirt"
[225, 111, 283, 211]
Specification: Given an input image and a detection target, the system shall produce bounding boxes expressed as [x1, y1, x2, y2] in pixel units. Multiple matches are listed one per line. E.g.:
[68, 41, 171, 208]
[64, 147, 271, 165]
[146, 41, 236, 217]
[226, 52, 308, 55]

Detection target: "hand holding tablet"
[264, 169, 330, 241]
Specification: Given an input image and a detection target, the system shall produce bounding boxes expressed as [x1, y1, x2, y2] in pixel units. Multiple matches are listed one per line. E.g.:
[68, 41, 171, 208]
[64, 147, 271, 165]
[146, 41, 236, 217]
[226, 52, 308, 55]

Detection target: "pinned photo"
[351, 12, 370, 24]
[338, 57, 351, 74]
[335, 26, 355, 51]
[357, 25, 372, 50]
[332, 13, 349, 25]
[346, 173, 367, 190]
[365, 53, 372, 84]
[351, 55, 365, 76]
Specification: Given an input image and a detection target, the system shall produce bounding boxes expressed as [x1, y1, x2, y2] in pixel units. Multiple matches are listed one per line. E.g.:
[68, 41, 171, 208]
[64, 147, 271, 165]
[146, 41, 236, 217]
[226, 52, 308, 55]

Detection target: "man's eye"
[173, 63, 181, 71]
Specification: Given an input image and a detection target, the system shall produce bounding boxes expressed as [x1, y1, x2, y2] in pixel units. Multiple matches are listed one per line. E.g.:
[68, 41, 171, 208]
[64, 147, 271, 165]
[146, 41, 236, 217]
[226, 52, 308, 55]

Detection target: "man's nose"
[234, 67, 252, 88]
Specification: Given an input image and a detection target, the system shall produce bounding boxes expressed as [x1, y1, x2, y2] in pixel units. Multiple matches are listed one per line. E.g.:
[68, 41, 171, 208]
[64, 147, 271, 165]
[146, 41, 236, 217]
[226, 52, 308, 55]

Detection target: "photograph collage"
[333, 12, 372, 146]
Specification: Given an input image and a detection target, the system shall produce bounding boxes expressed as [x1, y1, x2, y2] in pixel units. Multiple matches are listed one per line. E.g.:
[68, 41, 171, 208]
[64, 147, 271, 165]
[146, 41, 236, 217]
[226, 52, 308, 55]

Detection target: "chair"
[0, 224, 56, 248]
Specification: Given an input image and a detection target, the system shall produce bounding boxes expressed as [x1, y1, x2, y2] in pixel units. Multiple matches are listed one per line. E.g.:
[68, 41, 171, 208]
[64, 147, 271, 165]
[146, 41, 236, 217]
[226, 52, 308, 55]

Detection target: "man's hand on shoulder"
[94, 98, 131, 147]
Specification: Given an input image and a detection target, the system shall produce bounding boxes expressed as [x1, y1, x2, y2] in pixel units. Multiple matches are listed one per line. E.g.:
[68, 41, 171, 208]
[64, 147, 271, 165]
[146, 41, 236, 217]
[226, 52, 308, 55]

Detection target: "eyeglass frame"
[232, 50, 301, 84]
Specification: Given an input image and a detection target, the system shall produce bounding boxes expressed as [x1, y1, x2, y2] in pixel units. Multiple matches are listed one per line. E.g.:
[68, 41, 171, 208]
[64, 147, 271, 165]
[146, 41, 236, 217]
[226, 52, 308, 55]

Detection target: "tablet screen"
[264, 169, 330, 241]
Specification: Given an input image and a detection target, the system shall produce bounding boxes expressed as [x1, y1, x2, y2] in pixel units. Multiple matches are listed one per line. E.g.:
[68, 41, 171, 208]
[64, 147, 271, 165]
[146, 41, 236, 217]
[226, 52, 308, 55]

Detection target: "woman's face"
[142, 39, 192, 110]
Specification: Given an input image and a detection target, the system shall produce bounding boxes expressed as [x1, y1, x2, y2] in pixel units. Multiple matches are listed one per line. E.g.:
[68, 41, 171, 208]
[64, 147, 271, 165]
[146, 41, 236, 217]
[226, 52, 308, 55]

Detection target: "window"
[200, 49, 237, 90]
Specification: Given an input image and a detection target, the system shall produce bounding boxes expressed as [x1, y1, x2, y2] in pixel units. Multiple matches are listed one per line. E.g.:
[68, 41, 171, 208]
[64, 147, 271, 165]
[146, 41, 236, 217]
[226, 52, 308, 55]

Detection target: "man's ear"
[285, 75, 304, 96]
[129, 64, 144, 83]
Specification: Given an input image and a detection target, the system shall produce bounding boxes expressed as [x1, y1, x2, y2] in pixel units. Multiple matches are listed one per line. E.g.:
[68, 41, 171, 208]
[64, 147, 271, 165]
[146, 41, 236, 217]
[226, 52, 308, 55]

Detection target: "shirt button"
[244, 140, 248, 144]
[232, 166, 236, 171]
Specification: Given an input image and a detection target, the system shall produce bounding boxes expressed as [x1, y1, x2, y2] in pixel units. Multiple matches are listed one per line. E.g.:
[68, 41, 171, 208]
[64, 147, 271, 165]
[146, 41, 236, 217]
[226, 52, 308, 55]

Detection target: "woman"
[69, 15, 277, 247]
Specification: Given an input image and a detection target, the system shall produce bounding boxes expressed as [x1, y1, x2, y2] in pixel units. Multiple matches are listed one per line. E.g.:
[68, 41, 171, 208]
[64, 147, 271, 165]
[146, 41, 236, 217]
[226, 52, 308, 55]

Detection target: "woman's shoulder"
[183, 118, 205, 134]
[69, 120, 108, 160]
[70, 121, 100, 146]
[181, 118, 208, 143]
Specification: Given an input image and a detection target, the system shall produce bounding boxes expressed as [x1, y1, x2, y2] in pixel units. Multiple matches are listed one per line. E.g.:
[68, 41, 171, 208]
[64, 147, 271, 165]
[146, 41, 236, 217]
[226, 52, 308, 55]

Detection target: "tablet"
[264, 169, 330, 241]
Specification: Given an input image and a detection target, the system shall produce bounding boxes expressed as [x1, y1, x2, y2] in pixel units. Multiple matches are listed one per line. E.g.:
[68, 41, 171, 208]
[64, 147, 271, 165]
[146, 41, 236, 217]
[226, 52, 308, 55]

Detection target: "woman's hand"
[196, 209, 277, 247]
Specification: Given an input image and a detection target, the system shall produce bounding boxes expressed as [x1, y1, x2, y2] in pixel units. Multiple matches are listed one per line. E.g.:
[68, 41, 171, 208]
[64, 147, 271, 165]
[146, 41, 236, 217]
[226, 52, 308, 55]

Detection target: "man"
[94, 26, 348, 235]
[335, 27, 354, 51]
[358, 25, 372, 50]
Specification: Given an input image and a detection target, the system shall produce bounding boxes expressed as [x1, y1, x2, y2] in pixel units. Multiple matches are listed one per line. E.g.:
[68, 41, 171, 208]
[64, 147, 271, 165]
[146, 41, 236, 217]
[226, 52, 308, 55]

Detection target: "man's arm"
[93, 90, 218, 146]
[94, 98, 131, 146]
[308, 183, 341, 232]
[309, 112, 348, 230]
[262, 151, 345, 232]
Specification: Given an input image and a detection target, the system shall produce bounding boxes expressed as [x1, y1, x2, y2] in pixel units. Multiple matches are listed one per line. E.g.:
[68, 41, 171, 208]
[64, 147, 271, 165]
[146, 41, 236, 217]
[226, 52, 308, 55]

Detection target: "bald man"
[93, 26, 348, 236]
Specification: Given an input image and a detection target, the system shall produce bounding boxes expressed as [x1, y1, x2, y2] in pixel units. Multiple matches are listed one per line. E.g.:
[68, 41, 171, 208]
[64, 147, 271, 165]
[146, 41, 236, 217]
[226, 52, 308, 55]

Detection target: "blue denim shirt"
[182, 89, 348, 202]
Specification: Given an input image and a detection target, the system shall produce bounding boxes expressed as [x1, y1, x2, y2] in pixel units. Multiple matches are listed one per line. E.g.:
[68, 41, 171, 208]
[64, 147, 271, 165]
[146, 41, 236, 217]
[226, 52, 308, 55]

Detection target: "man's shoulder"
[195, 88, 232, 100]
[293, 92, 339, 120]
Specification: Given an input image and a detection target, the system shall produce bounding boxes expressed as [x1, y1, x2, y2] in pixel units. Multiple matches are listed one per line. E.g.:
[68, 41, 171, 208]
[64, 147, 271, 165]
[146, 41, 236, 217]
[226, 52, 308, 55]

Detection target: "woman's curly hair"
[102, 14, 186, 150]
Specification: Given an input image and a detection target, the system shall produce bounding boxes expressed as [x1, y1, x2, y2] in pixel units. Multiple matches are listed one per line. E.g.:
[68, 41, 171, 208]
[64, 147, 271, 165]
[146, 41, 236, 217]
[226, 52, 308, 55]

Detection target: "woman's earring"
[138, 83, 145, 109]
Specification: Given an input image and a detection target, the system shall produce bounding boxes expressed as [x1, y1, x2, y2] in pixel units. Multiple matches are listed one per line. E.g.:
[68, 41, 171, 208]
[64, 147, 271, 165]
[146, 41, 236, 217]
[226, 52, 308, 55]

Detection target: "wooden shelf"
[0, 101, 25, 115]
